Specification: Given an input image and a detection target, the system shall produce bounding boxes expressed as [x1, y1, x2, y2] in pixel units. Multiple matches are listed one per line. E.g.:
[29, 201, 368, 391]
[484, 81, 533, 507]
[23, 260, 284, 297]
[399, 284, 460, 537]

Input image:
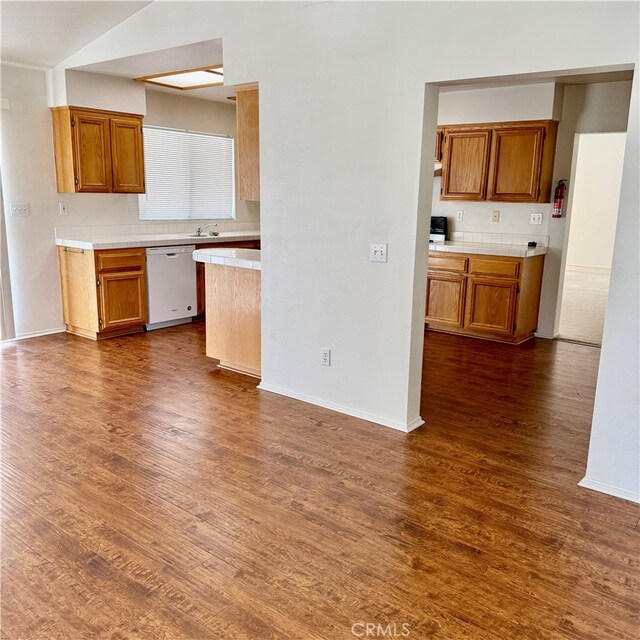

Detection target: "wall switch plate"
[456, 210, 464, 222]
[320, 348, 331, 366]
[491, 210, 500, 223]
[59, 202, 68, 216]
[370, 243, 387, 263]
[530, 212, 543, 225]
[10, 203, 30, 217]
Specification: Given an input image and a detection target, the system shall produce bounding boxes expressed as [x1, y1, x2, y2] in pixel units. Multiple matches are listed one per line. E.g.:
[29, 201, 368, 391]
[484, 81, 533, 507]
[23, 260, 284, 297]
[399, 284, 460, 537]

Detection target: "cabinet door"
[441, 129, 491, 200]
[236, 86, 260, 201]
[98, 271, 147, 332]
[465, 277, 518, 335]
[111, 117, 145, 193]
[72, 111, 112, 192]
[196, 262, 205, 315]
[487, 126, 545, 202]
[426, 273, 466, 327]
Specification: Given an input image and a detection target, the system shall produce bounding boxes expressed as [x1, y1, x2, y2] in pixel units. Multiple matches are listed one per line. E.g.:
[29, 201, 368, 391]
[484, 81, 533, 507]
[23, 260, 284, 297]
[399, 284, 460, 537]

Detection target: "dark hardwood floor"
[1, 323, 638, 639]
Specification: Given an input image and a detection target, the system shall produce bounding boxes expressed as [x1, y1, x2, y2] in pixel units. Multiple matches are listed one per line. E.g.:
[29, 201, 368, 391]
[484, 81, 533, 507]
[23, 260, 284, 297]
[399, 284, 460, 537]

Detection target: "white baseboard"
[578, 477, 640, 504]
[4, 327, 66, 342]
[257, 382, 425, 433]
[565, 264, 611, 275]
[534, 331, 555, 339]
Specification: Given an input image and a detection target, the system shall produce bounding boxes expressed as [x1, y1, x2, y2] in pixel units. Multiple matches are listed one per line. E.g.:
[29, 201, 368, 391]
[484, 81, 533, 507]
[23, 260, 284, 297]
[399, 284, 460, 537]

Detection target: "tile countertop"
[55, 231, 260, 251]
[429, 241, 548, 258]
[193, 248, 261, 271]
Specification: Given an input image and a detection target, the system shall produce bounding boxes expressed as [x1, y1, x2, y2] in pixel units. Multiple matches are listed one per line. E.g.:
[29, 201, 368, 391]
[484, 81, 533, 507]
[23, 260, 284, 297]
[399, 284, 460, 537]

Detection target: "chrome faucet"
[195, 223, 219, 237]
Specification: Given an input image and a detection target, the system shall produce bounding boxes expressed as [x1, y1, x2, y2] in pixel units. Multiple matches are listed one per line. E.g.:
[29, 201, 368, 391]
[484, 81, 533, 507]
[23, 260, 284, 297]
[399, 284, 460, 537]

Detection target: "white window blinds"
[139, 126, 235, 220]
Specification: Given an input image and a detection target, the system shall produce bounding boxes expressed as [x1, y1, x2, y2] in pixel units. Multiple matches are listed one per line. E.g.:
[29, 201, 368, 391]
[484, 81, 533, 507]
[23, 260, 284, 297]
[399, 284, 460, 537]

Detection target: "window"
[139, 126, 235, 221]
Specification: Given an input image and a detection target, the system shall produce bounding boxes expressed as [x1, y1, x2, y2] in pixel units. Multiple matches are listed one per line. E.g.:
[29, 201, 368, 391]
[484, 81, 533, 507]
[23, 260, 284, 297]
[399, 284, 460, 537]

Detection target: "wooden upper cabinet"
[73, 111, 112, 192]
[438, 120, 558, 203]
[440, 129, 492, 201]
[110, 117, 145, 193]
[52, 106, 145, 194]
[235, 84, 260, 201]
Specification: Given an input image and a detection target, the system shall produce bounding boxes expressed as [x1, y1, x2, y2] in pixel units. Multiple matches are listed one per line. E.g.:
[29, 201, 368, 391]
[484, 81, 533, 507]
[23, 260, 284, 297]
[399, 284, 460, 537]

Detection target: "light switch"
[10, 203, 30, 217]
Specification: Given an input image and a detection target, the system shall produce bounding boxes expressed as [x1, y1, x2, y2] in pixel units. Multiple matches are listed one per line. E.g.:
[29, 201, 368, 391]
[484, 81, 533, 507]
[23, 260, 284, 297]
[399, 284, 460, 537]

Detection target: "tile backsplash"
[55, 219, 260, 240]
[449, 231, 549, 246]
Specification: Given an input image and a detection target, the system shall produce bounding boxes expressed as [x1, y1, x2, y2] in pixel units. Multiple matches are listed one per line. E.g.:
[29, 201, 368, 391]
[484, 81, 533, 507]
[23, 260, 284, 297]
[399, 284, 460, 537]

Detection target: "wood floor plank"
[1, 323, 638, 638]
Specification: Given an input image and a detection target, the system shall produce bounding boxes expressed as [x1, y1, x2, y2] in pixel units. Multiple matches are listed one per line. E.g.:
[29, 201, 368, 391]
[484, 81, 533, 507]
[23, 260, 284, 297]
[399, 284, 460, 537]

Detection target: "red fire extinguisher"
[552, 180, 567, 218]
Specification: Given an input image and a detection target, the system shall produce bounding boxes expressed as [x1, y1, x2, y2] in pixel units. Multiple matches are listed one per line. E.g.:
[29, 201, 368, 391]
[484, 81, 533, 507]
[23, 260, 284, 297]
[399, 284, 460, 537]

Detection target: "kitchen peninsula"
[193, 248, 261, 378]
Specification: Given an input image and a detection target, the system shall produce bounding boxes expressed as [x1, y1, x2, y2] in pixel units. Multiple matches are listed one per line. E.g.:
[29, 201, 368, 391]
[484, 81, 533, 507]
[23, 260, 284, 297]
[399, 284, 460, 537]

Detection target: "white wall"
[0, 64, 258, 338]
[581, 75, 639, 503]
[565, 133, 626, 269]
[437, 83, 557, 124]
[5, 1, 638, 456]
[64, 69, 146, 114]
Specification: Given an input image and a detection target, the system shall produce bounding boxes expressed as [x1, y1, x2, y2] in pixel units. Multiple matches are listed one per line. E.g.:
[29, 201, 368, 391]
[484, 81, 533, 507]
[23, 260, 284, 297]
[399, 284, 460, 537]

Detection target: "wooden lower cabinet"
[58, 246, 147, 340]
[465, 276, 518, 335]
[425, 272, 466, 327]
[98, 271, 147, 332]
[205, 263, 261, 378]
[426, 251, 545, 344]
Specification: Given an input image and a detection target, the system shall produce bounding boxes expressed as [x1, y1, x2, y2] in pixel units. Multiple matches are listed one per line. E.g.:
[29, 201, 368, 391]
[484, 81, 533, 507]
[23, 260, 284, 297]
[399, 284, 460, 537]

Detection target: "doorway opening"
[557, 132, 626, 346]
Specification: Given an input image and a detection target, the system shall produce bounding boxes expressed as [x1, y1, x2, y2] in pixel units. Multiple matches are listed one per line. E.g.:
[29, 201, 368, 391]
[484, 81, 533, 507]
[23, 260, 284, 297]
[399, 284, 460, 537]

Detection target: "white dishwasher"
[145, 245, 197, 331]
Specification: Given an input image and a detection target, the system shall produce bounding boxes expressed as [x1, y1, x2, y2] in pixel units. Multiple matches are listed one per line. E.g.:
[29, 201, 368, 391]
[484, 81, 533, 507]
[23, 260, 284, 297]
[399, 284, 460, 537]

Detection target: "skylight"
[135, 66, 224, 90]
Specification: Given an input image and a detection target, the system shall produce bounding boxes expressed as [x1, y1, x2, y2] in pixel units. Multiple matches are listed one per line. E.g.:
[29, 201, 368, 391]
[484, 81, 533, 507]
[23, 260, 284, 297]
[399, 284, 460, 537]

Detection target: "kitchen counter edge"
[193, 248, 261, 271]
[429, 242, 548, 258]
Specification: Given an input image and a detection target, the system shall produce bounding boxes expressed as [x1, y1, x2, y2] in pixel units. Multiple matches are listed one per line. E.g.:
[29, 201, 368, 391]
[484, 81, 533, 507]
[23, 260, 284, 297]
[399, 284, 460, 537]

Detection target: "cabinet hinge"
[99, 318, 103, 326]
[516, 285, 520, 294]
[96, 279, 100, 286]
[71, 117, 75, 127]
[74, 178, 79, 186]
[513, 323, 517, 332]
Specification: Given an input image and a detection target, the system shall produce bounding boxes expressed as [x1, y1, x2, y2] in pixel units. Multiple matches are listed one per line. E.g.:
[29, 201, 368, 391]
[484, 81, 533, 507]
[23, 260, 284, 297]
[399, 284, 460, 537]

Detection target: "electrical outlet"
[10, 203, 30, 217]
[59, 202, 68, 216]
[369, 243, 387, 263]
[491, 210, 500, 223]
[126, 202, 134, 216]
[456, 210, 464, 222]
[320, 348, 331, 366]
[530, 212, 543, 225]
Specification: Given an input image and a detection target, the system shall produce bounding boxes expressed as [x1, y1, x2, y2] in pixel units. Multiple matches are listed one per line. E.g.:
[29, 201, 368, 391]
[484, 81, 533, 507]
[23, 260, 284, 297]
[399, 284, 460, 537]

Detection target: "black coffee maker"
[430, 216, 448, 243]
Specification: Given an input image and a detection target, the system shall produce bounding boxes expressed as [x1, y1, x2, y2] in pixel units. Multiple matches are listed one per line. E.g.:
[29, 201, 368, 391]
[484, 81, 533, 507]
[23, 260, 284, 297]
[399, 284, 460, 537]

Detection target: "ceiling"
[1, 1, 153, 69]
[74, 39, 235, 103]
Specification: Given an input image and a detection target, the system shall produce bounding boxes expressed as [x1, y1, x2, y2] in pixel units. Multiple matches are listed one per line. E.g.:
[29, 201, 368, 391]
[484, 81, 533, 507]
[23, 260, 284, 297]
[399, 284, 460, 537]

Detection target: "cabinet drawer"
[428, 254, 468, 273]
[469, 257, 520, 278]
[96, 248, 145, 273]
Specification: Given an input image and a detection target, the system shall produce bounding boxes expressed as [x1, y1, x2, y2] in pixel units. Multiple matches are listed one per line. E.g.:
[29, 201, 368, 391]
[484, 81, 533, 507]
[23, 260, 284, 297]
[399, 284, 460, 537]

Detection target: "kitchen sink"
[181, 233, 220, 238]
